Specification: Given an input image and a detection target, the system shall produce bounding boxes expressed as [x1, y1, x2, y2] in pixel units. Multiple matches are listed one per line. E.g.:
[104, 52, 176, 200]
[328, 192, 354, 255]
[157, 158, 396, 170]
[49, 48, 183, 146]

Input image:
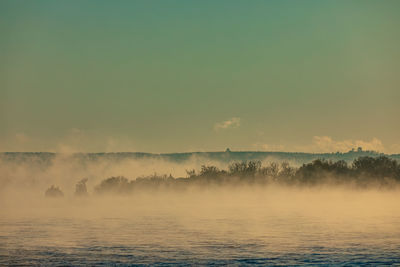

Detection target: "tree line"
[46, 156, 400, 197]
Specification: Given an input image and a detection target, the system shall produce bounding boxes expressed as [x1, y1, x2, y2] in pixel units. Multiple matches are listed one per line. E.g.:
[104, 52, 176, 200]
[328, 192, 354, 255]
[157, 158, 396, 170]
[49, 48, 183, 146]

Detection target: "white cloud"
[55, 128, 85, 153]
[69, 128, 82, 135]
[251, 136, 388, 153]
[252, 142, 285, 152]
[309, 136, 384, 153]
[388, 143, 400, 154]
[15, 133, 29, 144]
[214, 117, 241, 131]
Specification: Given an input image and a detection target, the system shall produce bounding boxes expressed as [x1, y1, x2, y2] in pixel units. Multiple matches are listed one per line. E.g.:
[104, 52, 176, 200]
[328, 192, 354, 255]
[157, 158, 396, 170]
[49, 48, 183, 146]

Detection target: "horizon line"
[0, 150, 395, 155]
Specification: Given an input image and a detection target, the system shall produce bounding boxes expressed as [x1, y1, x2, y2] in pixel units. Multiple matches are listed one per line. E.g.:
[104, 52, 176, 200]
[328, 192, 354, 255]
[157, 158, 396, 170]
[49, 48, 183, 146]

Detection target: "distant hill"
[1, 150, 399, 166]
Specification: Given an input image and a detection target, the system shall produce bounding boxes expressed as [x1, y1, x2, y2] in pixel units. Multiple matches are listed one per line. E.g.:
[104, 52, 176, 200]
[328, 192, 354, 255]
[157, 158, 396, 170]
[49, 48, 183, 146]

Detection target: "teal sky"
[1, 1, 399, 153]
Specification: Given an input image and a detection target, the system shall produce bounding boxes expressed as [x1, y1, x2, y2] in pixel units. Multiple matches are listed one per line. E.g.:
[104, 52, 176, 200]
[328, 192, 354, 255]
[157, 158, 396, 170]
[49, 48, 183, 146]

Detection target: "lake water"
[1, 188, 400, 266]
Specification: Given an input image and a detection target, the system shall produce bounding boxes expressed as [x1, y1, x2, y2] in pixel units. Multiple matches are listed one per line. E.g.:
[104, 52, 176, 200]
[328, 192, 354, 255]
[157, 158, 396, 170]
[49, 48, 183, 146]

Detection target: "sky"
[1, 0, 399, 153]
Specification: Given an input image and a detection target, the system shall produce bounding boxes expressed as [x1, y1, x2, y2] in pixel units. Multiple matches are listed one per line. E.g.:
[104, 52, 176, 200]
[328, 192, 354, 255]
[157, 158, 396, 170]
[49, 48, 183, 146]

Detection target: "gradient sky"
[1, 1, 399, 153]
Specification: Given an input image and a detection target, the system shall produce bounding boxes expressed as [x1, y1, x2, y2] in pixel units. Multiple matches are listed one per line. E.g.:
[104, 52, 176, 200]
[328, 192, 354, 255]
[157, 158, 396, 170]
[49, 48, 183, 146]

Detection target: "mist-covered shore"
[57, 155, 400, 197]
[2, 152, 400, 266]
[1, 149, 400, 200]
[1, 149, 399, 165]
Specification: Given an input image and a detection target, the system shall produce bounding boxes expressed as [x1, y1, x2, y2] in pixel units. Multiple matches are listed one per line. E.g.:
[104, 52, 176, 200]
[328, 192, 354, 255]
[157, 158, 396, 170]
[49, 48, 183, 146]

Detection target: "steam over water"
[1, 189, 400, 266]
[1, 155, 400, 265]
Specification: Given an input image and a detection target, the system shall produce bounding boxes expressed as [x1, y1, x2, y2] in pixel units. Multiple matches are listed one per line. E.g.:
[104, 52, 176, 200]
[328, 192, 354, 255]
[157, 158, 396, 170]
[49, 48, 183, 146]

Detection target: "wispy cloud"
[252, 143, 285, 152]
[389, 144, 400, 154]
[214, 117, 241, 131]
[15, 133, 30, 144]
[310, 136, 384, 153]
[252, 136, 388, 153]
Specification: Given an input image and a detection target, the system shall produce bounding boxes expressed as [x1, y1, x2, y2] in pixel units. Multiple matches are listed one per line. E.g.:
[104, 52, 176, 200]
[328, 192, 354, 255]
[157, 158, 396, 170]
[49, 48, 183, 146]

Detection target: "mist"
[1, 153, 400, 265]
[1, 152, 399, 218]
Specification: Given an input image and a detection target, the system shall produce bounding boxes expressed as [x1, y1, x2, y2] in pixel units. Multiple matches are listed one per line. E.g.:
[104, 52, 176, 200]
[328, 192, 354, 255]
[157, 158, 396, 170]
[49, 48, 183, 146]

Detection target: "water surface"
[1, 188, 400, 266]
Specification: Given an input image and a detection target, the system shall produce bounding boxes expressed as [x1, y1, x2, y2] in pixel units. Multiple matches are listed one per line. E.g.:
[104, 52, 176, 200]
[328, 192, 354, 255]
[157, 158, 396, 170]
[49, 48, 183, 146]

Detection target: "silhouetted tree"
[91, 156, 400, 192]
[229, 161, 261, 179]
[352, 156, 400, 182]
[75, 178, 88, 197]
[186, 169, 196, 178]
[45, 185, 64, 198]
[94, 176, 132, 194]
[260, 162, 279, 179]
